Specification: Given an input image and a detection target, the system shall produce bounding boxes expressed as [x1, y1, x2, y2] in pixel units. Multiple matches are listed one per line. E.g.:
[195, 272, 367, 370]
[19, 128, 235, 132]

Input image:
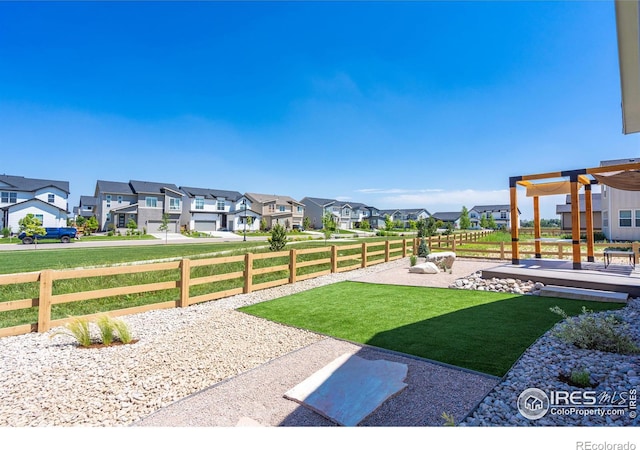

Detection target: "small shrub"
[418, 238, 430, 257]
[111, 318, 133, 344]
[570, 367, 592, 388]
[50, 317, 92, 347]
[1, 227, 10, 238]
[410, 255, 418, 267]
[268, 223, 288, 251]
[441, 412, 456, 426]
[549, 306, 640, 354]
[96, 315, 115, 346]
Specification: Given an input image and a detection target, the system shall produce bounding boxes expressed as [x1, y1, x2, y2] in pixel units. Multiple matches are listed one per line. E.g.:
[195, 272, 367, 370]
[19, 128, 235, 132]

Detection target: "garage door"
[194, 220, 216, 232]
[146, 220, 179, 233]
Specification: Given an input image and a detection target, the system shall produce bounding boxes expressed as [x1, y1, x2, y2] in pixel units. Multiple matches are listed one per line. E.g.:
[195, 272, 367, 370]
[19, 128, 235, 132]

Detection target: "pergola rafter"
[509, 161, 640, 269]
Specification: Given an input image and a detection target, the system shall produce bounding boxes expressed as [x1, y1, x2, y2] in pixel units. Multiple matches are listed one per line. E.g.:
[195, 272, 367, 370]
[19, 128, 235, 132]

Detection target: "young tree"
[360, 219, 371, 231]
[85, 216, 99, 235]
[459, 206, 471, 230]
[426, 217, 438, 236]
[487, 214, 497, 230]
[384, 215, 393, 232]
[268, 223, 287, 251]
[322, 211, 336, 243]
[18, 214, 46, 248]
[303, 216, 312, 231]
[126, 218, 138, 236]
[158, 213, 170, 243]
[260, 218, 268, 232]
[480, 214, 489, 229]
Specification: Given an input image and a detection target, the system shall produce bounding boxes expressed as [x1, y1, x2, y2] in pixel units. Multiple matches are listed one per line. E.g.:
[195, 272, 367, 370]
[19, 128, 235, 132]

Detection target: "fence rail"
[0, 237, 427, 338]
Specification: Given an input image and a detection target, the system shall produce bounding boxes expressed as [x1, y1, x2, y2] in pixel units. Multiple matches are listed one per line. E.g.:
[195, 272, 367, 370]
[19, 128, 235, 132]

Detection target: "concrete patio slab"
[283, 353, 408, 426]
[539, 285, 628, 303]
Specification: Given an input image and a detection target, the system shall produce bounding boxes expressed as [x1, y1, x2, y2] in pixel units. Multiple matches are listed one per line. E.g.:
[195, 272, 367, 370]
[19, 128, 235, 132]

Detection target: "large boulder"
[426, 251, 456, 269]
[409, 262, 440, 274]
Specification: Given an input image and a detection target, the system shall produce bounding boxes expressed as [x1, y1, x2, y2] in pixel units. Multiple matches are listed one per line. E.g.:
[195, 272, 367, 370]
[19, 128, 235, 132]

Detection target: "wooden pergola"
[509, 160, 640, 269]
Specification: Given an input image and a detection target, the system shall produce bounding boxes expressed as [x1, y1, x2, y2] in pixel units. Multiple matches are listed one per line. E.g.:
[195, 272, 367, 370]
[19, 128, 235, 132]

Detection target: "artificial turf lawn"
[239, 281, 625, 377]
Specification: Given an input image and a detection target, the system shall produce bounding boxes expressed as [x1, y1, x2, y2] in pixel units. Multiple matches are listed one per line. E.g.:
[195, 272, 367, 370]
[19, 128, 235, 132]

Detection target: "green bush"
[418, 238, 430, 257]
[1, 227, 10, 238]
[268, 223, 288, 251]
[549, 306, 640, 354]
[570, 367, 592, 388]
[410, 255, 417, 267]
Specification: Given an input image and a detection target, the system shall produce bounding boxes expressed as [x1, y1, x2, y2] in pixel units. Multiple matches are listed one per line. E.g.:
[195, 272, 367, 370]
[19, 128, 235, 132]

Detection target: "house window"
[279, 205, 286, 212]
[117, 195, 123, 204]
[342, 208, 350, 217]
[195, 197, 204, 210]
[34, 214, 44, 224]
[636, 210, 640, 227]
[297, 206, 303, 213]
[86, 206, 92, 211]
[106, 195, 111, 208]
[48, 194, 55, 203]
[1, 192, 17, 203]
[217, 199, 225, 210]
[269, 204, 275, 212]
[603, 211, 608, 228]
[169, 198, 180, 211]
[145, 197, 158, 208]
[619, 210, 632, 227]
[500, 212, 507, 219]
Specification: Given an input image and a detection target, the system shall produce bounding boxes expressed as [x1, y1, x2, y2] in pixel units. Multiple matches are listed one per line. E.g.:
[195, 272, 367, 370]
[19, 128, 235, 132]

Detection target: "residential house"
[599, 157, 640, 241]
[470, 205, 514, 229]
[379, 208, 430, 229]
[74, 196, 98, 221]
[246, 193, 304, 230]
[431, 212, 462, 229]
[94, 179, 184, 233]
[555, 193, 602, 231]
[0, 174, 70, 231]
[180, 186, 260, 233]
[301, 197, 375, 229]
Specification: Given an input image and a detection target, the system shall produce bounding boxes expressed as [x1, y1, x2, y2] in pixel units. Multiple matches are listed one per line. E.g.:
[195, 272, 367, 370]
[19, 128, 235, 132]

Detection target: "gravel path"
[0, 257, 500, 427]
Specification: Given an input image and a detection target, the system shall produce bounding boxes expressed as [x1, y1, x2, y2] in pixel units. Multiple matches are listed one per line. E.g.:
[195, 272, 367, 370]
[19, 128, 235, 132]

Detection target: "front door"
[118, 214, 125, 228]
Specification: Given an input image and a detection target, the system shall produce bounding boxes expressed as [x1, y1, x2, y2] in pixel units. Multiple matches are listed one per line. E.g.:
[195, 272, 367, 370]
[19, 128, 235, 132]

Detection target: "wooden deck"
[481, 259, 640, 298]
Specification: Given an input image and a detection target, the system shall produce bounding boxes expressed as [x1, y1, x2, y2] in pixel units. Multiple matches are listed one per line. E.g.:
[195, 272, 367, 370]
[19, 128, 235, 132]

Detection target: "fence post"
[402, 239, 407, 257]
[634, 242, 639, 263]
[558, 243, 564, 260]
[289, 249, 297, 284]
[361, 242, 368, 268]
[179, 258, 191, 308]
[413, 237, 418, 255]
[244, 253, 254, 293]
[331, 245, 338, 273]
[500, 241, 505, 260]
[452, 239, 456, 252]
[385, 240, 390, 262]
[38, 270, 53, 333]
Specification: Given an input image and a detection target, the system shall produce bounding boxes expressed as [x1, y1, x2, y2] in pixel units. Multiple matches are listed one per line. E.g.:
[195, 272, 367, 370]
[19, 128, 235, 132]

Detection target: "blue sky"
[1, 1, 639, 220]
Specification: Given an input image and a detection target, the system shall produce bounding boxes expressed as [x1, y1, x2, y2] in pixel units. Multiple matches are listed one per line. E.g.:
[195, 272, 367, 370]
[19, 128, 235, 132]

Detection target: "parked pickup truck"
[18, 227, 78, 244]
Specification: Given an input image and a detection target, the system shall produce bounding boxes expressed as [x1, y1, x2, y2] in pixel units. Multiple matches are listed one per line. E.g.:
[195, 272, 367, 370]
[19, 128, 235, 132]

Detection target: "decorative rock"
[426, 251, 456, 269]
[409, 262, 439, 274]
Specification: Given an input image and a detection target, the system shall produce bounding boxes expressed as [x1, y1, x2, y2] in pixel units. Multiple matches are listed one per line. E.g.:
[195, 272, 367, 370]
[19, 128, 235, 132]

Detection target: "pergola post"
[568, 173, 582, 269]
[509, 177, 521, 265]
[585, 183, 595, 263]
[533, 196, 541, 258]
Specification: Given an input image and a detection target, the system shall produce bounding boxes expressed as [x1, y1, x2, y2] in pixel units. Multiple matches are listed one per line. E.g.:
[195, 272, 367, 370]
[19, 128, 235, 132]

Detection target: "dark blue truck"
[18, 227, 78, 244]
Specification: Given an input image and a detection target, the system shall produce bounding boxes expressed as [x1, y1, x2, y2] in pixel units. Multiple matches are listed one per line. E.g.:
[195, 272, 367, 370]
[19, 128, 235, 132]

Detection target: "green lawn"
[239, 282, 625, 377]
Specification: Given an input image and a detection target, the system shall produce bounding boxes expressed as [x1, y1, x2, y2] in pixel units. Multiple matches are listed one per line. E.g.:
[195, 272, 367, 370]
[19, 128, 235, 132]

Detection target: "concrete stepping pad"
[283, 353, 408, 426]
[539, 285, 628, 303]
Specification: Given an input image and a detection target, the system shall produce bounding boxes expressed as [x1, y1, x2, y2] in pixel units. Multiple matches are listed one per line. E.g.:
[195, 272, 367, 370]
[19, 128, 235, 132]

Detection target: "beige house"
[600, 157, 640, 241]
[556, 193, 602, 231]
[245, 193, 305, 230]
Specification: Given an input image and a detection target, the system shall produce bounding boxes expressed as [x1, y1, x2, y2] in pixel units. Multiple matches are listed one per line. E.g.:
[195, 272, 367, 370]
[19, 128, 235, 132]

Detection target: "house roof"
[79, 196, 98, 206]
[129, 180, 181, 196]
[615, 0, 640, 134]
[301, 196, 336, 207]
[95, 180, 134, 195]
[246, 193, 304, 206]
[0, 174, 70, 194]
[431, 212, 461, 222]
[180, 186, 242, 201]
[471, 204, 511, 212]
[555, 193, 602, 214]
[0, 197, 69, 214]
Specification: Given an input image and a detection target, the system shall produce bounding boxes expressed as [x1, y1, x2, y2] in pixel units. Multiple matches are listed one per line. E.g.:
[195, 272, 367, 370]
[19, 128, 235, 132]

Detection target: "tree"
[75, 216, 87, 228]
[487, 214, 497, 230]
[408, 220, 417, 230]
[126, 218, 138, 236]
[426, 217, 437, 236]
[459, 206, 471, 230]
[360, 219, 371, 231]
[480, 214, 489, 229]
[158, 213, 170, 243]
[322, 212, 336, 243]
[18, 214, 46, 248]
[303, 216, 312, 230]
[444, 222, 454, 235]
[85, 216, 99, 235]
[268, 223, 287, 251]
[260, 218, 268, 232]
[384, 215, 393, 232]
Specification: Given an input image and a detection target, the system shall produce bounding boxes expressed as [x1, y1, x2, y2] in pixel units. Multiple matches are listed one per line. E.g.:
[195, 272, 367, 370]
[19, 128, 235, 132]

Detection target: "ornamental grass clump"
[549, 306, 640, 355]
[111, 318, 133, 344]
[50, 317, 92, 347]
[96, 315, 115, 346]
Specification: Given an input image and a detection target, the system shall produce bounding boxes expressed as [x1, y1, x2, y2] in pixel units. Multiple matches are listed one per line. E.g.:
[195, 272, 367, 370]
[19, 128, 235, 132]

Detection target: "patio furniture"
[603, 249, 636, 269]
